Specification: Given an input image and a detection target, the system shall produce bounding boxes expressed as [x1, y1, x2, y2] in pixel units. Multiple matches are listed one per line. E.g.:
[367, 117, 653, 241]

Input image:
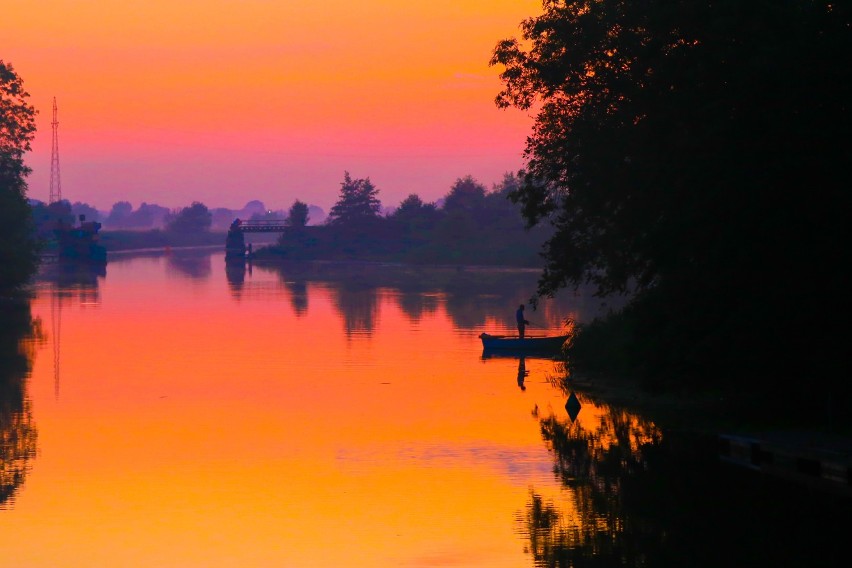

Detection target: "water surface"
[2, 251, 609, 566]
[2, 250, 846, 567]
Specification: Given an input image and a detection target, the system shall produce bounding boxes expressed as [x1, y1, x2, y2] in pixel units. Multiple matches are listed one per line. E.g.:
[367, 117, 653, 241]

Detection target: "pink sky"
[5, 1, 540, 212]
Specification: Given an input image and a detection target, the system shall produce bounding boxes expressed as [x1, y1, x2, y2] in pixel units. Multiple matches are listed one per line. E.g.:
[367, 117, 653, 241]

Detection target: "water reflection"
[166, 249, 212, 280]
[9, 251, 846, 565]
[37, 262, 104, 400]
[395, 291, 439, 323]
[332, 286, 380, 337]
[38, 261, 104, 305]
[284, 279, 308, 317]
[225, 259, 246, 298]
[520, 396, 664, 565]
[520, 389, 850, 567]
[517, 357, 528, 391]
[251, 261, 609, 336]
[0, 300, 43, 509]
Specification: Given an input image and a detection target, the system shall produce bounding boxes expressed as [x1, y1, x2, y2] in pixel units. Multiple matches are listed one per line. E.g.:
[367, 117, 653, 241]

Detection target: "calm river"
[1, 250, 847, 567]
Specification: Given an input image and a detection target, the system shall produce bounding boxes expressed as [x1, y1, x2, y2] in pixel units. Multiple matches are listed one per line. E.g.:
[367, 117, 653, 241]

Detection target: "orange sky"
[5, 1, 541, 211]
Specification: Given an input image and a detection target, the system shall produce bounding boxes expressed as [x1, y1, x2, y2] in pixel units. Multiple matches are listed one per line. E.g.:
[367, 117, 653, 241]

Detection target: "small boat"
[53, 216, 107, 265]
[479, 332, 569, 353]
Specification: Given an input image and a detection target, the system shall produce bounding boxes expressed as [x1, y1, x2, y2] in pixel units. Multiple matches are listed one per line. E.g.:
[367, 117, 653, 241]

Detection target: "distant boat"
[479, 332, 569, 354]
[53, 216, 107, 264]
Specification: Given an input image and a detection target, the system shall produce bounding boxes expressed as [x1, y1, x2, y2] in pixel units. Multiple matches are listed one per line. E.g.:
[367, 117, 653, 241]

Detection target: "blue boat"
[53, 215, 107, 264]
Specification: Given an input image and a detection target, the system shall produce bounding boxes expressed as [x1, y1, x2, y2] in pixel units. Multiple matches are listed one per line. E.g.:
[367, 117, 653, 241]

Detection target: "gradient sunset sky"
[6, 0, 541, 212]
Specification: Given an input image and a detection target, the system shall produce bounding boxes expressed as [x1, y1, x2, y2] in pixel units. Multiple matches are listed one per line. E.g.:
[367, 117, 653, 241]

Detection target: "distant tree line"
[28, 198, 323, 232]
[256, 171, 551, 267]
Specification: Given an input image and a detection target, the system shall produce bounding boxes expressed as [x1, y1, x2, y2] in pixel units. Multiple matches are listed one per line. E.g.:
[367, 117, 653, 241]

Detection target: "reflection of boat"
[479, 333, 569, 354]
[481, 350, 561, 360]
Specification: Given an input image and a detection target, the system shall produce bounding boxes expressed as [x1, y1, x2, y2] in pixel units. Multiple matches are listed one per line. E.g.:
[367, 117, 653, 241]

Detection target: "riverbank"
[98, 229, 225, 251]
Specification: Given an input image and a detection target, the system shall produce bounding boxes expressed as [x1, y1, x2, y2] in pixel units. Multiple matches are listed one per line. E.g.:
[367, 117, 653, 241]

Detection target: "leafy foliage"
[0, 61, 36, 161]
[0, 61, 38, 293]
[442, 175, 487, 213]
[259, 172, 550, 266]
[165, 201, 212, 234]
[491, 2, 852, 397]
[327, 172, 381, 227]
[286, 200, 310, 228]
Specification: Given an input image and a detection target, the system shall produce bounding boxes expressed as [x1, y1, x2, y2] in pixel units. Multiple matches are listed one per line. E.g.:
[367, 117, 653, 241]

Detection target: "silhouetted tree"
[105, 201, 133, 227]
[131, 202, 169, 228]
[286, 200, 310, 228]
[0, 60, 38, 292]
[491, 1, 852, 400]
[327, 172, 381, 227]
[277, 199, 313, 253]
[30, 199, 74, 241]
[165, 201, 212, 234]
[442, 175, 487, 213]
[391, 193, 439, 232]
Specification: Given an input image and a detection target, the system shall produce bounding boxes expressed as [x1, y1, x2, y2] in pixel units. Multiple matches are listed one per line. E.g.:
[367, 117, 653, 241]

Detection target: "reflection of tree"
[225, 260, 246, 299]
[0, 300, 41, 508]
[267, 265, 310, 316]
[394, 291, 438, 323]
[541, 406, 662, 487]
[166, 251, 212, 280]
[521, 396, 850, 566]
[520, 401, 663, 565]
[331, 284, 379, 337]
[259, 260, 611, 333]
[285, 279, 308, 317]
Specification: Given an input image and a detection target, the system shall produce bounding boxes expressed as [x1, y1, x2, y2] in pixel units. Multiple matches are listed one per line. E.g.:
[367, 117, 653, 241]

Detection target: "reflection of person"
[516, 304, 530, 338]
[517, 357, 528, 391]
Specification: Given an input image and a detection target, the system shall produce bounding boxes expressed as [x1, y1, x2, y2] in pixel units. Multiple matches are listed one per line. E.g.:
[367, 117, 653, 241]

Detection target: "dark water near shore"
[0, 250, 847, 566]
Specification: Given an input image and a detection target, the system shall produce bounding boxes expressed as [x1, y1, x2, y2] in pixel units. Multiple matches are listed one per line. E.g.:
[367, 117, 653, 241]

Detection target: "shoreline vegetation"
[98, 229, 228, 252]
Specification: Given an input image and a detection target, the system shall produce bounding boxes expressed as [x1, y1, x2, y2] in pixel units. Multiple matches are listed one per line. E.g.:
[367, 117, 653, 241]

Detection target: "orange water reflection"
[2, 252, 641, 566]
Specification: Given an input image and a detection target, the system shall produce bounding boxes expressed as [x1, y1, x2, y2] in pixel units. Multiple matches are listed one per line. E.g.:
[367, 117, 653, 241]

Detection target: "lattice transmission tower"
[49, 97, 62, 204]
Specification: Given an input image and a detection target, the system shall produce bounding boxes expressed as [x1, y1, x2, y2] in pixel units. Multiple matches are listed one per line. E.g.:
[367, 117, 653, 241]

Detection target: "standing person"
[516, 304, 530, 339]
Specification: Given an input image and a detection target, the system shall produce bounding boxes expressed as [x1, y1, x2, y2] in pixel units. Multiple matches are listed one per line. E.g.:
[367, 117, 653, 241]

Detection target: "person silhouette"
[516, 304, 530, 339]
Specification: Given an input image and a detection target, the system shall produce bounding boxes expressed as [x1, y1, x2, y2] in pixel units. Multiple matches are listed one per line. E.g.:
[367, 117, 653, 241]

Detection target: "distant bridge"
[230, 219, 288, 233]
[226, 219, 289, 259]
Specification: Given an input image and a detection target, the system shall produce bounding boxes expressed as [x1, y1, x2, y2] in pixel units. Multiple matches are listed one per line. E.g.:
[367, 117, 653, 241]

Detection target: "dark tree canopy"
[392, 194, 438, 222]
[166, 201, 212, 234]
[0, 61, 36, 161]
[286, 200, 310, 228]
[0, 61, 38, 292]
[491, 2, 852, 393]
[105, 201, 133, 226]
[442, 175, 487, 213]
[327, 172, 382, 227]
